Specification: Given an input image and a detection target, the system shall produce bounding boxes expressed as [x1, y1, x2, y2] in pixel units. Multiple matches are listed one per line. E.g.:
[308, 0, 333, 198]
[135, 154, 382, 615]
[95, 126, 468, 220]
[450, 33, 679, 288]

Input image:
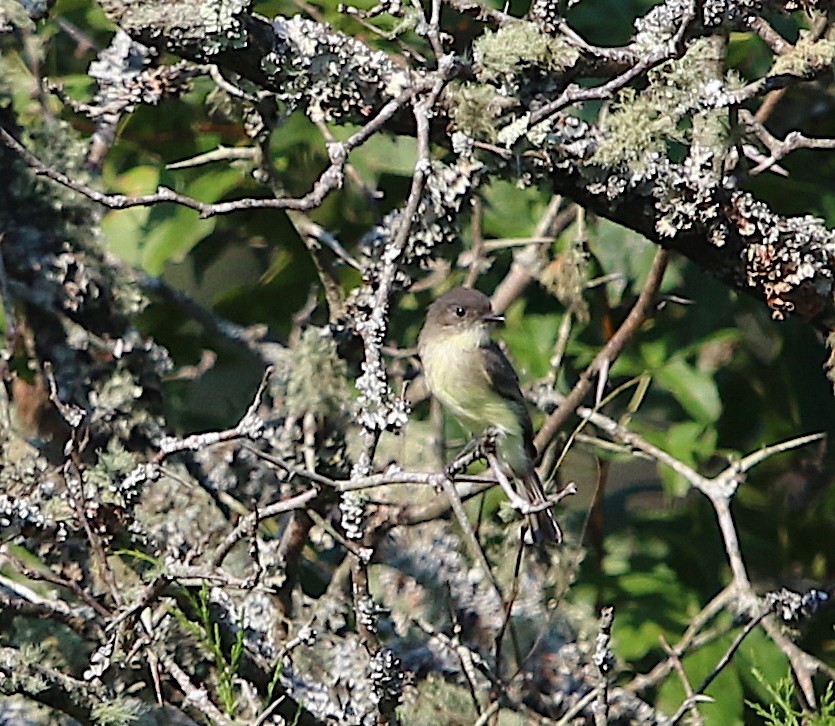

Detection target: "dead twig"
[533, 248, 670, 456]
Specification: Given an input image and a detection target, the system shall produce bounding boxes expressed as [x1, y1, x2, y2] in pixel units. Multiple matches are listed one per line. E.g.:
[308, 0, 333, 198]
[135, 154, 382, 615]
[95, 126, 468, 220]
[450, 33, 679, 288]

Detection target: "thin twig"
[760, 616, 834, 710]
[575, 401, 823, 596]
[626, 585, 736, 694]
[352, 58, 456, 476]
[572, 396, 829, 705]
[661, 635, 704, 726]
[463, 197, 485, 288]
[473, 699, 501, 726]
[668, 610, 769, 725]
[435, 473, 505, 607]
[0, 581, 99, 637]
[445, 0, 514, 25]
[592, 606, 614, 726]
[490, 196, 572, 314]
[0, 79, 431, 218]
[554, 687, 600, 726]
[210, 488, 320, 567]
[161, 654, 234, 726]
[533, 248, 669, 456]
[529, 4, 696, 126]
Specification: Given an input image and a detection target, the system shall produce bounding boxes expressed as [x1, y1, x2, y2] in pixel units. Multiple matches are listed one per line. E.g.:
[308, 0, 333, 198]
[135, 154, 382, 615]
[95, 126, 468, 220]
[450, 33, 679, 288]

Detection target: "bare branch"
[592, 606, 615, 726]
[533, 248, 670, 455]
[529, 2, 697, 126]
[1, 77, 431, 218]
[660, 635, 704, 726]
[668, 610, 768, 725]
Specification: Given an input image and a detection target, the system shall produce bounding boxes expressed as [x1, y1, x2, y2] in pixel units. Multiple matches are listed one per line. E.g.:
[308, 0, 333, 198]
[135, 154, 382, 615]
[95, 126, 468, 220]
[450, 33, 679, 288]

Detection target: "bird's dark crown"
[425, 287, 502, 329]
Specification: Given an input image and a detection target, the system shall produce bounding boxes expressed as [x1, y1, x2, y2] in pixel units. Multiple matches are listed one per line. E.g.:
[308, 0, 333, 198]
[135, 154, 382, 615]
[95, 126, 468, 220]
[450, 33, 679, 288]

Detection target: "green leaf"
[614, 618, 665, 661]
[588, 220, 665, 306]
[350, 134, 418, 178]
[737, 629, 790, 704]
[140, 210, 215, 275]
[184, 167, 245, 205]
[481, 181, 550, 239]
[646, 421, 716, 496]
[137, 168, 243, 274]
[655, 358, 722, 424]
[102, 166, 159, 265]
[103, 164, 161, 195]
[657, 635, 744, 725]
[500, 311, 562, 379]
[102, 207, 151, 266]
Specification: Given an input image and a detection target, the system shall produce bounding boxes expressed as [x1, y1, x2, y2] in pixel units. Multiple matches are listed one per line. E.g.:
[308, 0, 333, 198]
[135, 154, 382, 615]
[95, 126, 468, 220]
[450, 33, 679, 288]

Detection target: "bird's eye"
[454, 306, 465, 318]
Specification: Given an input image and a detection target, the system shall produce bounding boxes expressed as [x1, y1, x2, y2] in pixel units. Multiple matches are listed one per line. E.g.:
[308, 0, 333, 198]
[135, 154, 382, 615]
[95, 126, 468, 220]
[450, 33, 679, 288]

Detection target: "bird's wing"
[480, 342, 536, 456]
[479, 342, 526, 404]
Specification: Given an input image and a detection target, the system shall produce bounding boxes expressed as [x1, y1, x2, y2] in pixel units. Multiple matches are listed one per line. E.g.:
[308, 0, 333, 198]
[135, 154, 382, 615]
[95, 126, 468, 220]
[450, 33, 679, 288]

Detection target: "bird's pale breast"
[420, 329, 528, 473]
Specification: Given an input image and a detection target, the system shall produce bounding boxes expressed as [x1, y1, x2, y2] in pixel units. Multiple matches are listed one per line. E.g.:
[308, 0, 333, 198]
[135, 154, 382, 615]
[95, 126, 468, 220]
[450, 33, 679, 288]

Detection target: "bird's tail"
[521, 468, 563, 545]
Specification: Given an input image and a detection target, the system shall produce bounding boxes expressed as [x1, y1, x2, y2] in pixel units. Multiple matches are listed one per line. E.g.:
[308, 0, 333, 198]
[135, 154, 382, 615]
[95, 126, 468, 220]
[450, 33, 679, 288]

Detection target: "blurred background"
[2, 0, 834, 720]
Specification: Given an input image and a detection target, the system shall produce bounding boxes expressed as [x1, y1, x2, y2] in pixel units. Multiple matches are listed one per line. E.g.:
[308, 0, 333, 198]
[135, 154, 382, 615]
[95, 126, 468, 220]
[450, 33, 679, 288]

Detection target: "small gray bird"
[418, 287, 562, 544]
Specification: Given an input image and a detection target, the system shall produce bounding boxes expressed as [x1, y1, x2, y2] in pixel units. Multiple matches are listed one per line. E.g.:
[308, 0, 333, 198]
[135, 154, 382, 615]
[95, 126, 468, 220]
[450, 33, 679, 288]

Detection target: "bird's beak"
[482, 311, 505, 324]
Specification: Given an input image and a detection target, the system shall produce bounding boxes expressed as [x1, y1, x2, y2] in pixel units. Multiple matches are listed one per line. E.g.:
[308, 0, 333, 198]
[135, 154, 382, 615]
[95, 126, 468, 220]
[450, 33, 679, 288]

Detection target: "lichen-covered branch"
[87, 0, 835, 329]
[2, 0, 833, 724]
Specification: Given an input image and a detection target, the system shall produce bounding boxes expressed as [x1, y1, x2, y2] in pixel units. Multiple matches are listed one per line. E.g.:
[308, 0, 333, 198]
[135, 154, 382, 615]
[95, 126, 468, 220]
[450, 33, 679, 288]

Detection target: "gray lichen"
[84, 440, 140, 507]
[0, 437, 67, 539]
[281, 327, 350, 419]
[379, 523, 505, 634]
[81, 31, 195, 167]
[1, 114, 170, 446]
[633, 0, 693, 49]
[700, 0, 765, 27]
[445, 82, 515, 142]
[198, 0, 251, 55]
[0, 0, 37, 31]
[98, 0, 252, 59]
[771, 31, 835, 76]
[281, 633, 386, 725]
[765, 587, 831, 623]
[474, 20, 580, 85]
[264, 16, 410, 123]
[359, 156, 484, 274]
[591, 39, 722, 178]
[368, 648, 404, 710]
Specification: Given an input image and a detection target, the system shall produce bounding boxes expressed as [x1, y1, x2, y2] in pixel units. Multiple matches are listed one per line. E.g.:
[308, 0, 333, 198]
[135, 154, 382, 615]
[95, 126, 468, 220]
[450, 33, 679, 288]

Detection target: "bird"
[418, 286, 562, 544]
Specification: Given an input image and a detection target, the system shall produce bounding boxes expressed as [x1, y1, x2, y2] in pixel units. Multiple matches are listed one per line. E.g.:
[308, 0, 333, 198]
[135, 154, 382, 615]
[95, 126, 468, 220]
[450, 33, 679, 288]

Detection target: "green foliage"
[265, 658, 284, 705]
[219, 628, 245, 716]
[500, 310, 561, 380]
[84, 440, 139, 505]
[657, 634, 744, 723]
[592, 85, 683, 171]
[171, 583, 245, 717]
[3, 1, 835, 724]
[480, 179, 553, 239]
[91, 697, 147, 725]
[0, 645, 48, 695]
[747, 669, 835, 725]
[102, 166, 247, 275]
